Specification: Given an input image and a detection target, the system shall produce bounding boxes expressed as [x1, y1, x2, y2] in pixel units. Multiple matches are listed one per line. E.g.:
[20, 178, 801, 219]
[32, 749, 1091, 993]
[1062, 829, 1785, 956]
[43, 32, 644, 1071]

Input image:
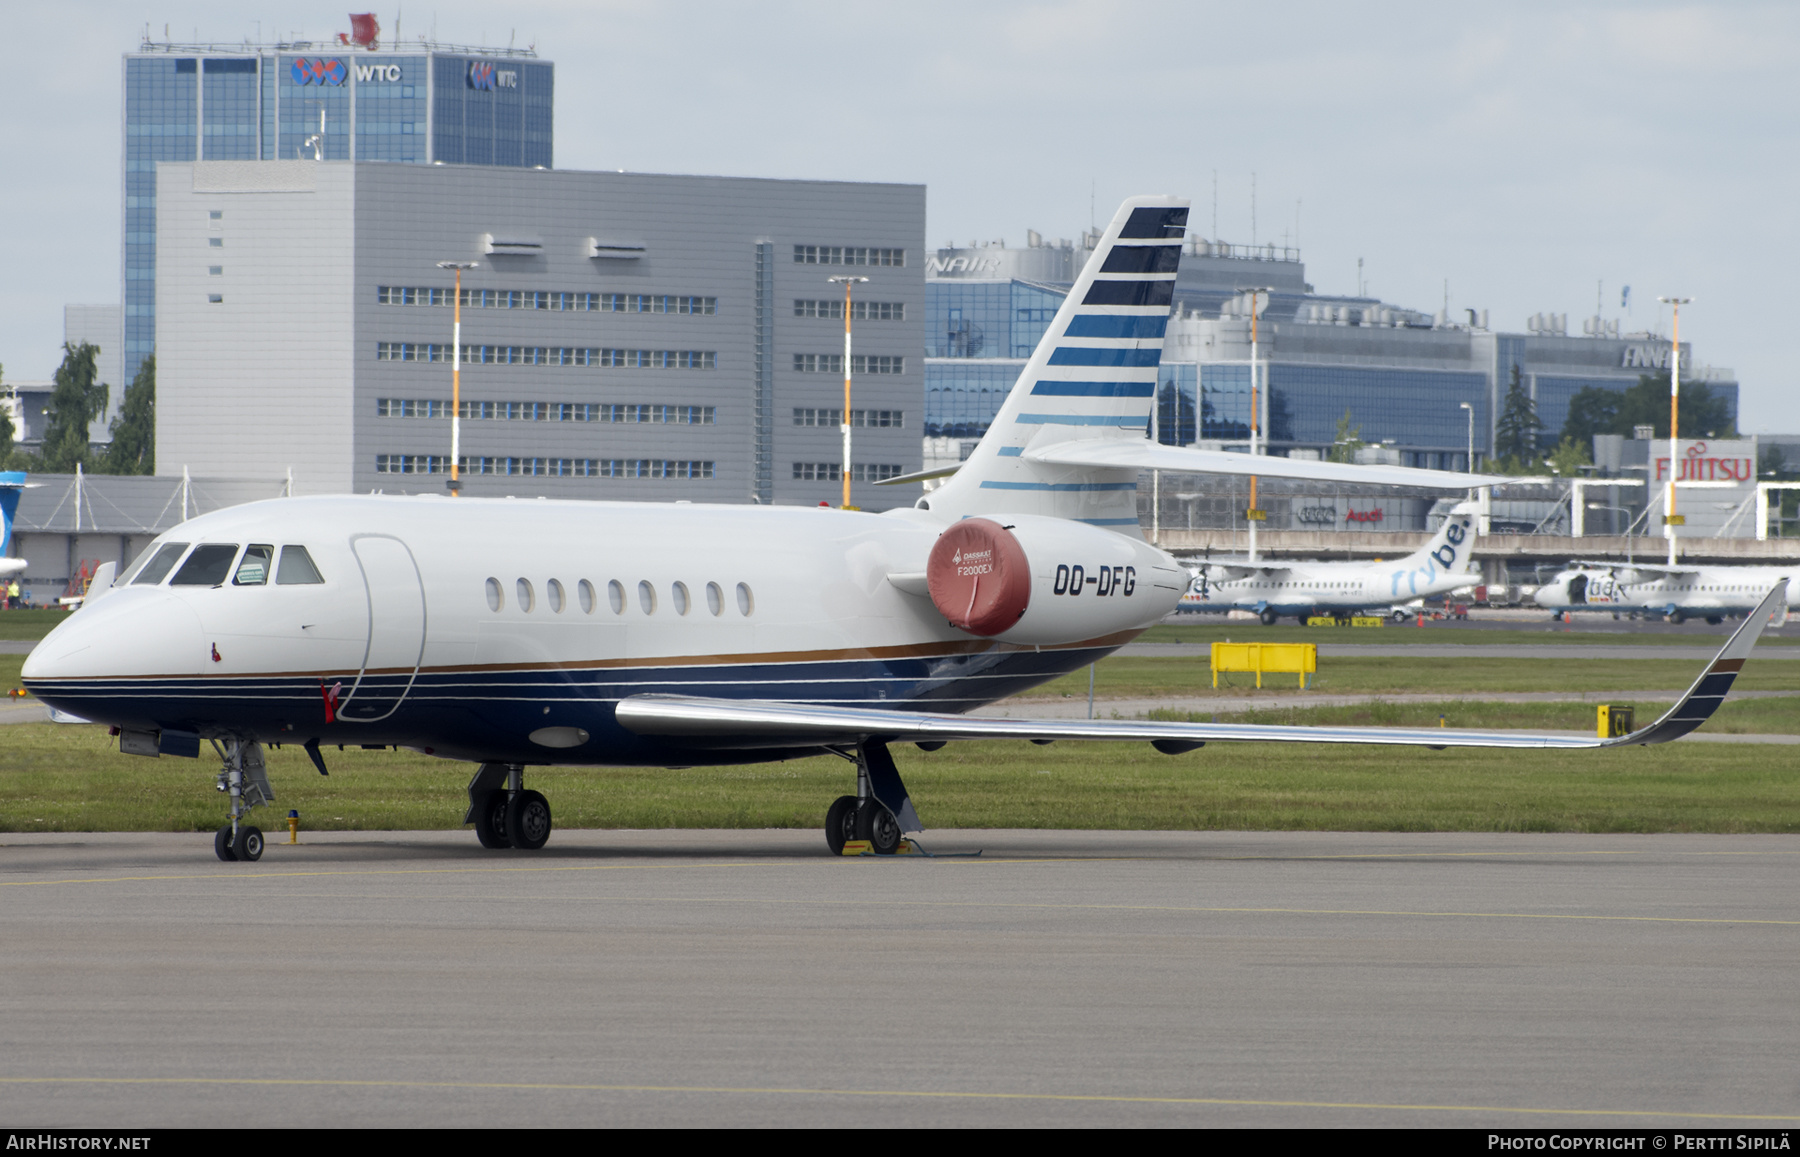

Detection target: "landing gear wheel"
[1670, 611, 1687, 625]
[505, 789, 552, 850]
[824, 795, 859, 856]
[215, 825, 238, 862]
[235, 826, 264, 862]
[1706, 615, 1724, 625]
[1259, 608, 1279, 626]
[856, 801, 904, 856]
[473, 789, 512, 849]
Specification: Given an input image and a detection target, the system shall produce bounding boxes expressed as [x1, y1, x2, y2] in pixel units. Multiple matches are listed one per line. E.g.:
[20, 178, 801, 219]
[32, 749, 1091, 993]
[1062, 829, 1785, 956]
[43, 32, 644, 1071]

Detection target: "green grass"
[0, 610, 71, 642]
[1135, 620, 1800, 646]
[1024, 655, 1800, 699]
[3, 723, 1800, 834]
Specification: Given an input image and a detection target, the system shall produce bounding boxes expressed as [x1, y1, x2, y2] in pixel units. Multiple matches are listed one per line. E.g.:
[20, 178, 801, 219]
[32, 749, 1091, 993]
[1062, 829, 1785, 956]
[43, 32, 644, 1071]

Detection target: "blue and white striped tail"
[926, 196, 1187, 536]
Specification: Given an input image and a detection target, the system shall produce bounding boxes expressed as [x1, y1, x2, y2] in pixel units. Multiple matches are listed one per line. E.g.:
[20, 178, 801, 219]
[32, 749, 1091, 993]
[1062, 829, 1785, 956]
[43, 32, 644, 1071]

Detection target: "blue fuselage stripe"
[1047, 348, 1163, 368]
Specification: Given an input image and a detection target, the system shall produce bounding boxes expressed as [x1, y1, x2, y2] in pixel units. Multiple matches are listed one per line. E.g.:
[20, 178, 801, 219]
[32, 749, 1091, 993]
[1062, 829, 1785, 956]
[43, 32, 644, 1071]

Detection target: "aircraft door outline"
[340, 533, 427, 722]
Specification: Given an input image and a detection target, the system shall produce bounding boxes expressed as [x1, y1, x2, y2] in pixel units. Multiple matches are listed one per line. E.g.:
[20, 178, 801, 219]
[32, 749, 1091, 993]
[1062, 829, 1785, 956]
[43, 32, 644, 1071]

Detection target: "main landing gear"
[213, 738, 273, 862]
[823, 741, 921, 856]
[465, 763, 553, 851]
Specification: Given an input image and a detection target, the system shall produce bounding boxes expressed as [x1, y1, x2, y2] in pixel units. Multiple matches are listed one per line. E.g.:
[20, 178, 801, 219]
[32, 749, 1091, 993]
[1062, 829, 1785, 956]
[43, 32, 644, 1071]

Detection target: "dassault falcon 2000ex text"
[21, 198, 1788, 862]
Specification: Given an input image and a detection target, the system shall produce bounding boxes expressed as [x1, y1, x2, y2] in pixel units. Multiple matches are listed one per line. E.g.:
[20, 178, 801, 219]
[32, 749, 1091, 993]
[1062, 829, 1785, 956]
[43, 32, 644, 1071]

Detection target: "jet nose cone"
[22, 591, 205, 682]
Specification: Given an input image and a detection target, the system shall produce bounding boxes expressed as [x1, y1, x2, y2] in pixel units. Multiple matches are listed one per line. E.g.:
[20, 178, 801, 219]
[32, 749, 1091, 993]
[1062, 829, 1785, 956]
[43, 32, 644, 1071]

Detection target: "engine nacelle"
[925, 515, 1187, 645]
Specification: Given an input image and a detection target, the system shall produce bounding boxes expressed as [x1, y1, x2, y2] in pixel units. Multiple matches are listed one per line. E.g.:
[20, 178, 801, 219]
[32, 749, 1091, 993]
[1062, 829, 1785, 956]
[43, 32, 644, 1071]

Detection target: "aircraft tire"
[1259, 609, 1278, 626]
[1706, 616, 1724, 625]
[1670, 611, 1687, 625]
[824, 795, 859, 855]
[505, 790, 552, 851]
[473, 790, 512, 849]
[214, 825, 238, 862]
[235, 826, 264, 862]
[857, 801, 903, 856]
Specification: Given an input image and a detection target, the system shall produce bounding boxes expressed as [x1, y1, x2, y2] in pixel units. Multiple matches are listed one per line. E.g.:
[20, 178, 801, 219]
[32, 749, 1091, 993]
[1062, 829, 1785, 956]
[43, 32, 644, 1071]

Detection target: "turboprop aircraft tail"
[0, 471, 24, 558]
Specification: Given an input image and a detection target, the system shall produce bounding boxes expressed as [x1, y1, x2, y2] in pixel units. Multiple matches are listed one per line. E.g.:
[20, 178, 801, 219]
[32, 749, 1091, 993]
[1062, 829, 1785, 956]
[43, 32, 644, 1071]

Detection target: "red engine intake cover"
[926, 518, 1032, 636]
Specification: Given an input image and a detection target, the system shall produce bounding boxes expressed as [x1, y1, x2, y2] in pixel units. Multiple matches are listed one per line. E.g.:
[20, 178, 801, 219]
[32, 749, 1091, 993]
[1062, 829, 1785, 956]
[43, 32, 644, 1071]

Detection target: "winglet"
[1607, 580, 1788, 746]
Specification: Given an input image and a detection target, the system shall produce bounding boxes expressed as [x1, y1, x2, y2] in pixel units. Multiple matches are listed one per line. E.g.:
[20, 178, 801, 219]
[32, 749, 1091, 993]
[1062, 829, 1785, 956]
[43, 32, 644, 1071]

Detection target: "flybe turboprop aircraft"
[1181, 502, 1479, 623]
[1537, 562, 1797, 625]
[0, 472, 28, 581]
[20, 198, 1787, 863]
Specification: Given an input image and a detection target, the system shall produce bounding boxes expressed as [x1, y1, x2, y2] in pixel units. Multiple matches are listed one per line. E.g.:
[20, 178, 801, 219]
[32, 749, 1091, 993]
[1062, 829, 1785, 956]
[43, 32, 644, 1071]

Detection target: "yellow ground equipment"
[1211, 642, 1318, 689]
[1597, 705, 1635, 738]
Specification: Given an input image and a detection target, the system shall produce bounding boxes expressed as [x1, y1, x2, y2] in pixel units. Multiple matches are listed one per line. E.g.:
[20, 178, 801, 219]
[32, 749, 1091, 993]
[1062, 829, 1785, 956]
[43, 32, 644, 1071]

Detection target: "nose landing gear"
[212, 738, 273, 862]
[465, 763, 553, 850]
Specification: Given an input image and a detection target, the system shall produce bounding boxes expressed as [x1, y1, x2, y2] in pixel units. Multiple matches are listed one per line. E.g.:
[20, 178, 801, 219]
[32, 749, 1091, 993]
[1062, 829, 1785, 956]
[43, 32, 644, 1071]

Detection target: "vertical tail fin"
[924, 196, 1188, 535]
[0, 472, 24, 559]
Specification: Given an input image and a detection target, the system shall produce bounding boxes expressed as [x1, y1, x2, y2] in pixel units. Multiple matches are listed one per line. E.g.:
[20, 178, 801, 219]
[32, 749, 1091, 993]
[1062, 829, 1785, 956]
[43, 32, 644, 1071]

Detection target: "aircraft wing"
[618, 583, 1785, 753]
[1021, 439, 1503, 490]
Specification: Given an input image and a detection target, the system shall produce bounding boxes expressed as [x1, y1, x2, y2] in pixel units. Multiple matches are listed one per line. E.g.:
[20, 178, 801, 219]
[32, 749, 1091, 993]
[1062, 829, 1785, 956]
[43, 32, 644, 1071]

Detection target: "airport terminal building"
[925, 235, 1740, 480]
[154, 161, 925, 506]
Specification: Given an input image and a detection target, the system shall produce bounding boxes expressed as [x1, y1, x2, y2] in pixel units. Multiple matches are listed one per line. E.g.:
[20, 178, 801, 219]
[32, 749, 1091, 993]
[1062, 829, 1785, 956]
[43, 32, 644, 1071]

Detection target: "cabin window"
[233, 545, 273, 586]
[672, 581, 691, 616]
[276, 546, 326, 585]
[547, 578, 565, 614]
[607, 580, 625, 614]
[170, 544, 241, 586]
[705, 581, 723, 616]
[638, 580, 657, 614]
[485, 577, 503, 611]
[131, 542, 190, 585]
[736, 582, 754, 616]
[517, 579, 535, 612]
[577, 579, 595, 614]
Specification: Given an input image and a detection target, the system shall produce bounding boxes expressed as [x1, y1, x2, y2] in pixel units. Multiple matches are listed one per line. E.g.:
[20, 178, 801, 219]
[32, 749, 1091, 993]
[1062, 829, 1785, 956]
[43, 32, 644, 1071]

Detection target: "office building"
[122, 35, 552, 386]
[154, 160, 924, 506]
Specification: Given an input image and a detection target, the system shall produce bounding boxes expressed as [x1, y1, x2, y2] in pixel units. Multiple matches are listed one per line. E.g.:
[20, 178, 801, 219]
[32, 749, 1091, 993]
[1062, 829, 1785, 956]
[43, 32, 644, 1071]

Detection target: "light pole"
[1657, 296, 1692, 564]
[827, 275, 868, 509]
[436, 261, 478, 494]
[1244, 288, 1272, 563]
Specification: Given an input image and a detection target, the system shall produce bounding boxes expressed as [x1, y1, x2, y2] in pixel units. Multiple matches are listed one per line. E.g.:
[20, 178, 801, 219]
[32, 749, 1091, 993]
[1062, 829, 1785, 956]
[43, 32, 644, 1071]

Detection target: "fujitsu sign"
[1653, 440, 1756, 483]
[290, 58, 347, 85]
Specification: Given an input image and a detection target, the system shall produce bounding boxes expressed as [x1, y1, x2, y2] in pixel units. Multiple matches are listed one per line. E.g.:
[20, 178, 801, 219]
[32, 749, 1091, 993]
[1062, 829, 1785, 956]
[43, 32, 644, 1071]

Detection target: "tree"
[104, 354, 155, 475]
[1544, 435, 1592, 478]
[1493, 365, 1541, 462]
[41, 342, 108, 472]
[1559, 369, 1737, 446]
[1327, 409, 1365, 463]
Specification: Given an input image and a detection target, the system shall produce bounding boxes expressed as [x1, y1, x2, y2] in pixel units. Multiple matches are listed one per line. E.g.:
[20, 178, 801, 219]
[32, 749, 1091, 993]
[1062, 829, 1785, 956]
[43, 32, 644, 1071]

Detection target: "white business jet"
[21, 198, 1785, 863]
[1181, 502, 1480, 624]
[0, 471, 28, 581]
[1537, 562, 1797, 625]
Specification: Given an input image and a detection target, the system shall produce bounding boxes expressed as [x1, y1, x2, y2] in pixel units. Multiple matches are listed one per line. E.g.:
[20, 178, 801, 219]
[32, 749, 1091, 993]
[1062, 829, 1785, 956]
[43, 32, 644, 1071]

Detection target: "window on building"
[208, 238, 223, 248]
[207, 294, 223, 304]
[794, 299, 905, 321]
[208, 266, 222, 276]
[793, 354, 902, 374]
[792, 246, 904, 267]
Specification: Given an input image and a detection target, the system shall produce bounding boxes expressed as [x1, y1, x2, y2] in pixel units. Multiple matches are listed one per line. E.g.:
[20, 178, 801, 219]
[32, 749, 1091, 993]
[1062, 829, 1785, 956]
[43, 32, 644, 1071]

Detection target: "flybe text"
[1054, 565, 1136, 597]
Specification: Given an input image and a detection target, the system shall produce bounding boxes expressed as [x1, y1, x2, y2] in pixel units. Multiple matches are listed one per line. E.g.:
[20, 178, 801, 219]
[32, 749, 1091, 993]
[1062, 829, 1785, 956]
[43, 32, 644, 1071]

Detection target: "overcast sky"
[3, 1, 1794, 431]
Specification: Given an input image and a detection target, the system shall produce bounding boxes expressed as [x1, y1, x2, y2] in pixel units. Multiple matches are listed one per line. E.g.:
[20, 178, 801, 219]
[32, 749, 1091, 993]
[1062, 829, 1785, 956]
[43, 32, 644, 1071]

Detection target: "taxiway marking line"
[0, 1076, 1795, 1121]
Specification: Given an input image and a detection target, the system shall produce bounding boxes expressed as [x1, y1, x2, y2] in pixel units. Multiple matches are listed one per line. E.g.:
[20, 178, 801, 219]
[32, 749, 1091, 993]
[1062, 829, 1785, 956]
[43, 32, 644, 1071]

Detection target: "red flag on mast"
[340, 14, 380, 49]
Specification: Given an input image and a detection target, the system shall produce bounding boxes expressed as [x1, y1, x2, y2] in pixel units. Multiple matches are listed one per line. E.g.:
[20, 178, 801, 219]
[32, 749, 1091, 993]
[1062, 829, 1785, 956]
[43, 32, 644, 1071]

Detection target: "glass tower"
[121, 42, 554, 381]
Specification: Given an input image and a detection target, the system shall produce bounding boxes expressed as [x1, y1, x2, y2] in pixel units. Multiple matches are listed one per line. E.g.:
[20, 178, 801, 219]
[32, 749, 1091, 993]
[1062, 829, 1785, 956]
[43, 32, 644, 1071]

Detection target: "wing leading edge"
[616, 582, 1787, 752]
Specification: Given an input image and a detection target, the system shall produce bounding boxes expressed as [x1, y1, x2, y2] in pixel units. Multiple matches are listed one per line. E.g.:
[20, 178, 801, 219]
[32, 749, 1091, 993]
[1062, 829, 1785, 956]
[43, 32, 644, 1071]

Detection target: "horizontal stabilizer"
[1024, 440, 1501, 491]
[616, 582, 1784, 752]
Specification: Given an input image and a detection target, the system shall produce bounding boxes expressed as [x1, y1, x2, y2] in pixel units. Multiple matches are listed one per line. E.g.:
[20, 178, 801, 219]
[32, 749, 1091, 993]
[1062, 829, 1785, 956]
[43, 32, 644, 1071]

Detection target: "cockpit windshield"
[130, 543, 190, 586]
[169, 544, 241, 586]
